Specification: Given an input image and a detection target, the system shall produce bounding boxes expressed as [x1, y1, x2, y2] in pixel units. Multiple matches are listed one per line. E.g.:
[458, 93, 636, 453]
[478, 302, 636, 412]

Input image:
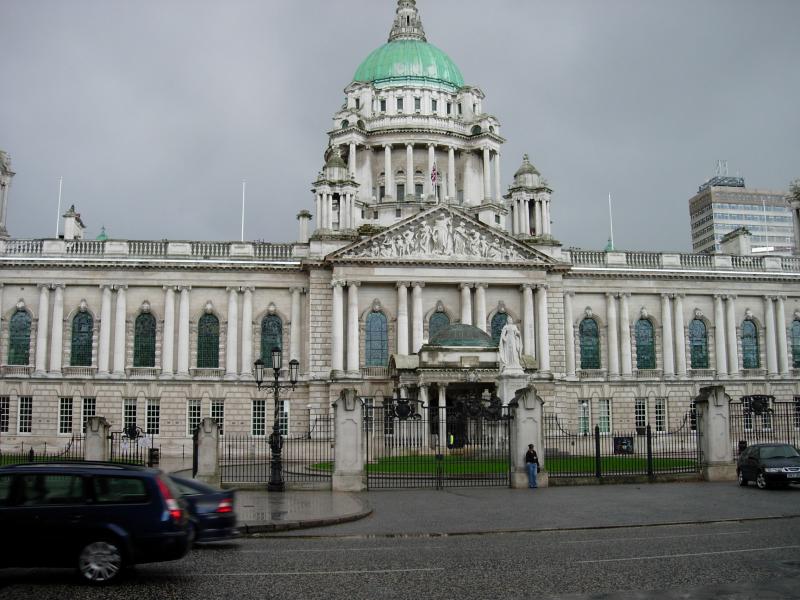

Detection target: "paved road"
[2, 517, 799, 599]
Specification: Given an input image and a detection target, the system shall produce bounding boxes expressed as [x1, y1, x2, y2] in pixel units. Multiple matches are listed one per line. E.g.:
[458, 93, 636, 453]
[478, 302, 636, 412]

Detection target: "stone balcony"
[564, 250, 800, 274]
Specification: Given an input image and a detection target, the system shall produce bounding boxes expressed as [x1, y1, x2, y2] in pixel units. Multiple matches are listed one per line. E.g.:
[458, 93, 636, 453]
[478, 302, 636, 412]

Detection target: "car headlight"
[764, 468, 782, 473]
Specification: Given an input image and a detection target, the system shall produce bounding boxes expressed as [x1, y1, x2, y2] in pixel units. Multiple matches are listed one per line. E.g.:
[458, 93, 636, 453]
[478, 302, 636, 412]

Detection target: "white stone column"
[97, 285, 112, 375]
[347, 281, 360, 373]
[412, 282, 424, 352]
[161, 286, 175, 377]
[225, 287, 239, 379]
[287, 287, 300, 364]
[437, 384, 447, 446]
[177, 286, 190, 377]
[606, 292, 619, 377]
[776, 295, 789, 375]
[674, 294, 687, 377]
[315, 194, 322, 230]
[34, 285, 50, 375]
[427, 144, 435, 199]
[340, 193, 348, 231]
[241, 287, 254, 374]
[536, 285, 550, 373]
[49, 284, 64, 375]
[764, 296, 778, 376]
[619, 292, 633, 378]
[448, 146, 456, 201]
[384, 144, 393, 199]
[331, 280, 344, 373]
[349, 142, 356, 179]
[460, 283, 472, 326]
[112, 286, 127, 376]
[564, 291, 576, 378]
[482, 147, 491, 201]
[512, 199, 520, 235]
[725, 295, 739, 375]
[474, 283, 487, 333]
[534, 200, 542, 236]
[493, 151, 501, 202]
[521, 284, 535, 357]
[661, 293, 674, 377]
[713, 294, 727, 376]
[406, 144, 414, 198]
[396, 282, 409, 354]
[542, 200, 551, 235]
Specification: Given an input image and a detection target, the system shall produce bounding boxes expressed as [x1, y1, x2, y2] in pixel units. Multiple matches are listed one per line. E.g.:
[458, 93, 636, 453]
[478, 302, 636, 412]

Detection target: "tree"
[790, 179, 800, 204]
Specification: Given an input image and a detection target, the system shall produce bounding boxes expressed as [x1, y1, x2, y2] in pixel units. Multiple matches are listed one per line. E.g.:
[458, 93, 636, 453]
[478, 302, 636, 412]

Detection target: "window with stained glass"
[635, 319, 655, 369]
[688, 319, 709, 369]
[197, 313, 219, 368]
[365, 312, 388, 366]
[429, 311, 450, 341]
[133, 313, 156, 367]
[741, 320, 760, 369]
[792, 321, 800, 368]
[579, 318, 600, 369]
[261, 315, 282, 367]
[70, 312, 94, 366]
[8, 310, 31, 365]
[491, 313, 508, 346]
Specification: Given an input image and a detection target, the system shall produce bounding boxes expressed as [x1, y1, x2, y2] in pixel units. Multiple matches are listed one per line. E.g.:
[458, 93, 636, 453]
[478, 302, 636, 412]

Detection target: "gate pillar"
[507, 382, 548, 489]
[695, 385, 736, 481]
[195, 417, 220, 487]
[333, 389, 365, 491]
[86, 416, 110, 461]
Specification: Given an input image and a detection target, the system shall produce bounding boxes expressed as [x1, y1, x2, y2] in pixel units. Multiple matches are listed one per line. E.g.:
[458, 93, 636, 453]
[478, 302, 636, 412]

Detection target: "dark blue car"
[169, 475, 238, 543]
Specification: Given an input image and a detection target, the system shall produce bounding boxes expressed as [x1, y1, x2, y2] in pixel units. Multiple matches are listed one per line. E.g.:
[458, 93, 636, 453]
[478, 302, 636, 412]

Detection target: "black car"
[0, 462, 191, 584]
[169, 475, 238, 543]
[737, 443, 800, 489]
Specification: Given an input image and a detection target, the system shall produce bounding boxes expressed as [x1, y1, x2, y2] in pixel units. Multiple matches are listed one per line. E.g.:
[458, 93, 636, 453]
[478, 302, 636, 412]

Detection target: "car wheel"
[737, 470, 748, 487]
[77, 539, 124, 585]
[755, 471, 769, 490]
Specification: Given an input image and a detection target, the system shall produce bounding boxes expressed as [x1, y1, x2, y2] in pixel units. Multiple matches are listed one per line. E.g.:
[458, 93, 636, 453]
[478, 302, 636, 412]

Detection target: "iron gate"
[364, 396, 513, 489]
[730, 397, 800, 455]
[109, 426, 156, 465]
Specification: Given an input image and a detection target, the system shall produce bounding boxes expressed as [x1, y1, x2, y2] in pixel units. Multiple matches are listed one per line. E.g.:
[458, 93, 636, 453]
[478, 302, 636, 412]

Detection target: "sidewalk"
[234, 482, 800, 537]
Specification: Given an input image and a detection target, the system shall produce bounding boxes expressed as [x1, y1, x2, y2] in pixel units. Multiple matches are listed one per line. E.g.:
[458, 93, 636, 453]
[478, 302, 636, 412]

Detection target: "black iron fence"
[109, 428, 158, 466]
[0, 434, 84, 464]
[220, 413, 334, 486]
[544, 412, 700, 479]
[730, 399, 800, 456]
[364, 400, 513, 489]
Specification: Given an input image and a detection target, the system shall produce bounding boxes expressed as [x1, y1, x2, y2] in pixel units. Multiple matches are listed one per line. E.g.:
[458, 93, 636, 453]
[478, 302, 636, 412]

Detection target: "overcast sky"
[2, 0, 798, 251]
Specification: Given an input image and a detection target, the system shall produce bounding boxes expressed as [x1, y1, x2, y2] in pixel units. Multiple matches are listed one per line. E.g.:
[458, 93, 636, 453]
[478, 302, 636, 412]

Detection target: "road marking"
[195, 567, 445, 576]
[232, 545, 446, 554]
[577, 545, 800, 564]
[563, 531, 741, 544]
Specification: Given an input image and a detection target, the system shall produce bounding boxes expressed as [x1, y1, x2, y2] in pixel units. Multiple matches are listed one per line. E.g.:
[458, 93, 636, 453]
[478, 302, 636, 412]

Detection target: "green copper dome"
[354, 40, 464, 92]
[429, 324, 496, 348]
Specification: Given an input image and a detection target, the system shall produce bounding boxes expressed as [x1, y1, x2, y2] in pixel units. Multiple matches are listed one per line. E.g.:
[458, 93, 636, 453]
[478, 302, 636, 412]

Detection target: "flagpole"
[608, 192, 615, 250]
[55, 176, 63, 238]
[241, 180, 246, 242]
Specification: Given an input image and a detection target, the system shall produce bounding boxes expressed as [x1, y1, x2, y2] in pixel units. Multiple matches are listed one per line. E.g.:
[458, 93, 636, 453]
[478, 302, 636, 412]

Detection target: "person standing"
[525, 443, 540, 488]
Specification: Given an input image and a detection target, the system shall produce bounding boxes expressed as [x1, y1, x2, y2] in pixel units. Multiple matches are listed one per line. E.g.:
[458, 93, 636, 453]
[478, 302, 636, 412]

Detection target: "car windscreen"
[760, 445, 800, 460]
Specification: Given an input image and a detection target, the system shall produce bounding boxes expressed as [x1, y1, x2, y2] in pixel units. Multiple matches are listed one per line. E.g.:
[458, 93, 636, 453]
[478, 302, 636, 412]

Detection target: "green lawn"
[546, 456, 697, 474]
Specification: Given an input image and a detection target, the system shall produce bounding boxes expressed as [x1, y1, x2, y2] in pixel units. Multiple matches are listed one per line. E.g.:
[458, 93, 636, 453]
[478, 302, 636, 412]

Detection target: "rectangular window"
[355, 98, 360, 109]
[379, 185, 385, 200]
[654, 398, 666, 432]
[0, 396, 9, 433]
[19, 474, 84, 506]
[278, 400, 289, 437]
[578, 400, 590, 435]
[598, 399, 611, 434]
[187, 399, 201, 436]
[446, 102, 452, 115]
[361, 208, 366, 219]
[252, 399, 266, 436]
[59, 397, 73, 434]
[415, 183, 423, 197]
[396, 183, 405, 199]
[396, 97, 403, 111]
[395, 208, 402, 217]
[414, 97, 421, 111]
[795, 397, 800, 429]
[123, 398, 137, 433]
[379, 98, 386, 112]
[495, 215, 501, 224]
[82, 397, 96, 433]
[457, 102, 462, 115]
[431, 98, 438, 112]
[211, 399, 224, 436]
[19, 396, 32, 434]
[373, 210, 379, 220]
[146, 399, 160, 435]
[92, 476, 148, 504]
[382, 398, 395, 435]
[634, 398, 647, 430]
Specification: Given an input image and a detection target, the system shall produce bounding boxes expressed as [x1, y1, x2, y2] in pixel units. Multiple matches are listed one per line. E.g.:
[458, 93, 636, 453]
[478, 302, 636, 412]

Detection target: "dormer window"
[380, 99, 387, 112]
[397, 97, 404, 112]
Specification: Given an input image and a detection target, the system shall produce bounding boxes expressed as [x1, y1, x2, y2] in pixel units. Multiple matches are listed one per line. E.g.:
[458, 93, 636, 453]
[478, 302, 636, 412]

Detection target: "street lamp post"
[253, 348, 299, 492]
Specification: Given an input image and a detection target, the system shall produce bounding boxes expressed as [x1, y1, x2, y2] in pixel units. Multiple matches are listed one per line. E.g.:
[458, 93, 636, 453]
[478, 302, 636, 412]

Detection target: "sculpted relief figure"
[499, 317, 524, 373]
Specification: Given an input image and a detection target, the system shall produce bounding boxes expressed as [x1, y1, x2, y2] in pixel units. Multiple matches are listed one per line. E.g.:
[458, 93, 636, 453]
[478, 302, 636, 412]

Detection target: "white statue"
[499, 317, 524, 373]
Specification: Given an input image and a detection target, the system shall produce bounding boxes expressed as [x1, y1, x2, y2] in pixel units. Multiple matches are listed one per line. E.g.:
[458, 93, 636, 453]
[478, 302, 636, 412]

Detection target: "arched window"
[70, 312, 93, 366]
[429, 312, 450, 341]
[365, 312, 388, 366]
[491, 313, 508, 346]
[197, 313, 220, 369]
[133, 313, 156, 367]
[579, 318, 600, 369]
[635, 319, 655, 369]
[792, 320, 800, 368]
[689, 319, 709, 369]
[742, 320, 760, 369]
[261, 315, 283, 367]
[8, 310, 31, 365]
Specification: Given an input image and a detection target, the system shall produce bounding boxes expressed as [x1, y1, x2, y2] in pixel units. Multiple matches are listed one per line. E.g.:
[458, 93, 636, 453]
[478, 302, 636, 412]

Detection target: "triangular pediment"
[327, 205, 557, 266]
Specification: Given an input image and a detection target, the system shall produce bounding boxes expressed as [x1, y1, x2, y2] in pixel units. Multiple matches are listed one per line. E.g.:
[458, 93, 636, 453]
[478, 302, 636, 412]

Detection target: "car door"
[0, 473, 26, 566]
[743, 447, 760, 479]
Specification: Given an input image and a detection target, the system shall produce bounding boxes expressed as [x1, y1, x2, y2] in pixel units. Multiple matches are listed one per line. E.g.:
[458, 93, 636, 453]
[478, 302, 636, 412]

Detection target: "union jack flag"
[431, 163, 439, 186]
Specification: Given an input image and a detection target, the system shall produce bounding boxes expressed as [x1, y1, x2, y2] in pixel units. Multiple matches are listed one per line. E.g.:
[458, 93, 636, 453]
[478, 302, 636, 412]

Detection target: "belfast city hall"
[0, 1, 798, 488]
